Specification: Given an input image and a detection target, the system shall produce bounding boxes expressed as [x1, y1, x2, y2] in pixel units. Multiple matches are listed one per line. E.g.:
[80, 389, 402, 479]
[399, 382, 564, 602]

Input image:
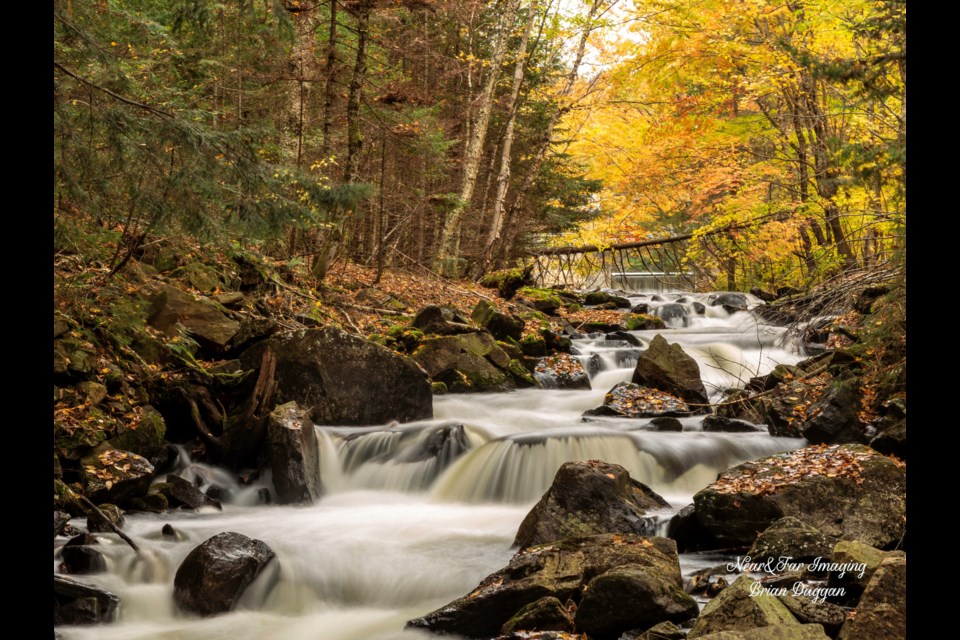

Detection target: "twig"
[77, 494, 142, 555]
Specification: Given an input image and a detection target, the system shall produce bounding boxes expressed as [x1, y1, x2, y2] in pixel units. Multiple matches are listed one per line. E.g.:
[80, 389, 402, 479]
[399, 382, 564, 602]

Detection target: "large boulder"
[826, 540, 905, 597]
[80, 446, 155, 505]
[584, 382, 689, 418]
[268, 402, 322, 504]
[240, 327, 432, 425]
[146, 284, 240, 354]
[515, 461, 670, 549]
[632, 335, 709, 407]
[758, 375, 866, 444]
[575, 564, 698, 638]
[173, 532, 277, 617]
[412, 305, 476, 335]
[54, 575, 120, 625]
[407, 534, 684, 639]
[655, 303, 689, 327]
[836, 556, 905, 640]
[748, 517, 837, 564]
[692, 445, 906, 549]
[688, 575, 799, 638]
[154, 475, 211, 510]
[106, 405, 167, 464]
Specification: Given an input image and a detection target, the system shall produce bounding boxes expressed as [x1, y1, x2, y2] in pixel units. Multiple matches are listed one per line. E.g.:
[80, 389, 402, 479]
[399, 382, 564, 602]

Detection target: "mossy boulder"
[625, 314, 667, 331]
[479, 266, 533, 299]
[407, 534, 685, 639]
[80, 446, 155, 505]
[826, 540, 905, 597]
[412, 305, 476, 335]
[86, 503, 124, 532]
[472, 300, 524, 341]
[836, 556, 905, 640]
[515, 460, 671, 549]
[412, 336, 462, 377]
[107, 405, 167, 462]
[747, 517, 836, 564]
[688, 575, 799, 638]
[146, 284, 240, 354]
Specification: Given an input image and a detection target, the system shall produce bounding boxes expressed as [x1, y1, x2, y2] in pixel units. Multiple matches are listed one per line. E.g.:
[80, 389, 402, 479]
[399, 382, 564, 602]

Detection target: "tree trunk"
[320, 0, 339, 159]
[434, 0, 520, 277]
[478, 0, 537, 275]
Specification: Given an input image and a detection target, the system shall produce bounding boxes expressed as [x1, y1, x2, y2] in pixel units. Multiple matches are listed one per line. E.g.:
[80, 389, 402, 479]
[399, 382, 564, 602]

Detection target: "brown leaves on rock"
[709, 444, 889, 496]
[536, 353, 583, 377]
[560, 308, 624, 327]
[605, 383, 689, 416]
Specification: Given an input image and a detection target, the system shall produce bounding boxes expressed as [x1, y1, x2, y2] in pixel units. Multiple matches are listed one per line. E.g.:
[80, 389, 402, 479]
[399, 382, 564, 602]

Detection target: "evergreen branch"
[54, 62, 174, 120]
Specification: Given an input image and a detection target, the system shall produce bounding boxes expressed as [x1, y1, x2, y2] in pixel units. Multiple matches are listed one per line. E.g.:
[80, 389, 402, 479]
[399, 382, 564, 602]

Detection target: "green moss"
[431, 381, 448, 395]
[625, 313, 666, 331]
[520, 334, 547, 357]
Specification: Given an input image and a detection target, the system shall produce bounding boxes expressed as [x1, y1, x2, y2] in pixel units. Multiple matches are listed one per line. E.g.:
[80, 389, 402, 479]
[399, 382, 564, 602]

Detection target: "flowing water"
[55, 291, 807, 640]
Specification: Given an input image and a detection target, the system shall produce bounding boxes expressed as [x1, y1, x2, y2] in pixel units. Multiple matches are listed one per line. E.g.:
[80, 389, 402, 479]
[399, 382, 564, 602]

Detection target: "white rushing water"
[55, 290, 806, 640]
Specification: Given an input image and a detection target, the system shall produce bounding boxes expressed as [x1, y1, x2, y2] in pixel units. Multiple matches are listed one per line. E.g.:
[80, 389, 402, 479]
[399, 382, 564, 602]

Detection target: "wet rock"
[691, 302, 706, 315]
[649, 417, 683, 432]
[836, 556, 905, 640]
[535, 353, 591, 390]
[146, 284, 240, 354]
[173, 531, 277, 617]
[607, 331, 642, 347]
[576, 564, 698, 638]
[501, 597, 574, 634]
[472, 300, 525, 341]
[60, 545, 107, 575]
[54, 575, 120, 625]
[584, 382, 690, 418]
[162, 524, 187, 542]
[240, 327, 432, 426]
[65, 533, 99, 547]
[626, 314, 667, 331]
[156, 475, 210, 510]
[125, 491, 169, 513]
[86, 503, 124, 532]
[869, 419, 905, 461]
[631, 335, 709, 407]
[514, 460, 670, 549]
[748, 517, 836, 564]
[257, 488, 272, 504]
[797, 380, 865, 445]
[710, 293, 750, 311]
[631, 303, 650, 315]
[55, 511, 72, 537]
[445, 352, 512, 391]
[692, 445, 906, 549]
[268, 402, 322, 504]
[80, 448, 154, 507]
[776, 594, 846, 637]
[412, 304, 476, 335]
[655, 303, 689, 327]
[667, 504, 716, 553]
[407, 534, 684, 639]
[702, 416, 762, 432]
[688, 575, 799, 637]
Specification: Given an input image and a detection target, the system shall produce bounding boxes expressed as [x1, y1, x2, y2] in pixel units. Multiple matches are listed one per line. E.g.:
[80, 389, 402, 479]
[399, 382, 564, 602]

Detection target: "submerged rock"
[632, 335, 709, 408]
[692, 445, 906, 549]
[514, 460, 670, 549]
[173, 531, 277, 617]
[407, 534, 686, 639]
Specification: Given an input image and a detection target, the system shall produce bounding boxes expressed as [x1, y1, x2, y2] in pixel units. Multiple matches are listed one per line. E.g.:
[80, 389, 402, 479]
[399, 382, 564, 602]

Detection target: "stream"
[55, 291, 808, 640]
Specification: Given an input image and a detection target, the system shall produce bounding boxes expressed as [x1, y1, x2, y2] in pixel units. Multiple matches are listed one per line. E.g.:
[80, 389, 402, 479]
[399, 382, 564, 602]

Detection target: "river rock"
[575, 564, 698, 638]
[156, 475, 210, 510]
[869, 419, 905, 461]
[584, 291, 630, 307]
[54, 575, 120, 625]
[655, 303, 689, 327]
[836, 556, 905, 640]
[797, 380, 865, 444]
[55, 510, 72, 537]
[407, 534, 684, 639]
[826, 540, 904, 597]
[240, 327, 432, 425]
[632, 335, 709, 407]
[146, 284, 240, 354]
[607, 330, 642, 346]
[649, 416, 683, 431]
[173, 531, 277, 617]
[501, 597, 574, 634]
[584, 382, 690, 418]
[702, 415, 763, 432]
[411, 335, 462, 377]
[534, 353, 591, 390]
[688, 575, 799, 638]
[80, 446, 155, 505]
[748, 517, 837, 564]
[472, 300, 525, 341]
[268, 402, 322, 504]
[716, 389, 766, 424]
[87, 503, 124, 532]
[692, 445, 906, 549]
[60, 544, 107, 575]
[667, 504, 717, 552]
[776, 594, 846, 637]
[710, 293, 750, 310]
[625, 314, 667, 331]
[514, 460, 670, 549]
